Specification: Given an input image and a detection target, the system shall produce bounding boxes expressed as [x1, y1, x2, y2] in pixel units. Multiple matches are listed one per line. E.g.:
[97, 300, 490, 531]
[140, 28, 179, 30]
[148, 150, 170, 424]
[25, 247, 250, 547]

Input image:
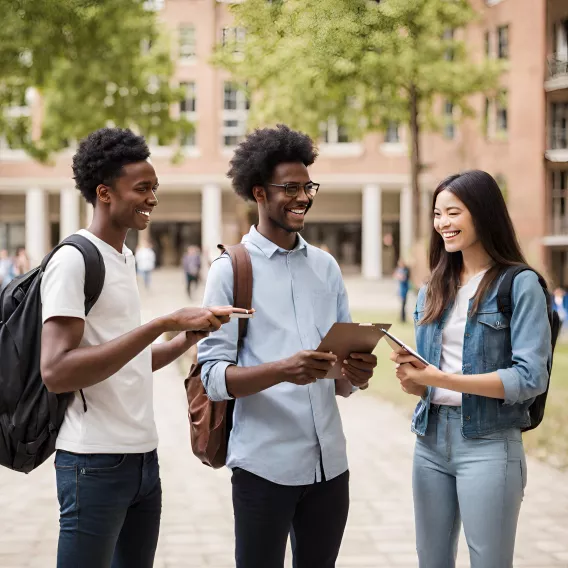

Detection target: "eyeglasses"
[267, 182, 320, 198]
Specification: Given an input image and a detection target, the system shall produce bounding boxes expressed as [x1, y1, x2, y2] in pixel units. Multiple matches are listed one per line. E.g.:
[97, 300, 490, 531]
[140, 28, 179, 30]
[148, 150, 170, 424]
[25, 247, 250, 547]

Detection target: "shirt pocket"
[478, 312, 511, 371]
[311, 291, 338, 339]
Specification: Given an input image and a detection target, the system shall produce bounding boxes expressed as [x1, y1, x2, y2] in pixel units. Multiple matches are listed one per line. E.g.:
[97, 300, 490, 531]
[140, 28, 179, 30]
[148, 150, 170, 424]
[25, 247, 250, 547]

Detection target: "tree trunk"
[409, 83, 421, 241]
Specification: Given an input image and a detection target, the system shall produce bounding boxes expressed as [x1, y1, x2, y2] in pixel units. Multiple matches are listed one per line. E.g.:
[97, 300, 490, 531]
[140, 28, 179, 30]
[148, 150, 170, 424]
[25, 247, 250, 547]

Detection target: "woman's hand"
[390, 351, 444, 390]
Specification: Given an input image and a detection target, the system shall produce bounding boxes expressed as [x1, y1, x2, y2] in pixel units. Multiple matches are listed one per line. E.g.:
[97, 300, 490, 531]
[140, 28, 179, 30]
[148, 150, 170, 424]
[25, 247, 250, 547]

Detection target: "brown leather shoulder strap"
[220, 243, 253, 343]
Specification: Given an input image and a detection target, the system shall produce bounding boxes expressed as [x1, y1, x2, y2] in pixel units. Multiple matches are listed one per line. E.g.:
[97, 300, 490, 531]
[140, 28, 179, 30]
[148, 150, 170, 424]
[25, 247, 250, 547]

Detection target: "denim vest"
[411, 270, 551, 438]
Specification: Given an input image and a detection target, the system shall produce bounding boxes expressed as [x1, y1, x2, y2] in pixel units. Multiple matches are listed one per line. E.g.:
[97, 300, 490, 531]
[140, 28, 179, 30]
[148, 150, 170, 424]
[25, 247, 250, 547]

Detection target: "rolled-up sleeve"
[198, 256, 239, 402]
[497, 271, 551, 405]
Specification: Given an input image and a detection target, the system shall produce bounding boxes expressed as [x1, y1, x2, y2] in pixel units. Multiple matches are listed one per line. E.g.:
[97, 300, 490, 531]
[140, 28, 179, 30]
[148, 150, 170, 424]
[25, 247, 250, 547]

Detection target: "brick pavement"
[1, 269, 567, 567]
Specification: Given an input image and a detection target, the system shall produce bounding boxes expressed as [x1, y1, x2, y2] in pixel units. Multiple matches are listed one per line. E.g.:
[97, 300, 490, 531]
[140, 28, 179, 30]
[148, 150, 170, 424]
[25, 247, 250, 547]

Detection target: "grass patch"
[352, 310, 568, 470]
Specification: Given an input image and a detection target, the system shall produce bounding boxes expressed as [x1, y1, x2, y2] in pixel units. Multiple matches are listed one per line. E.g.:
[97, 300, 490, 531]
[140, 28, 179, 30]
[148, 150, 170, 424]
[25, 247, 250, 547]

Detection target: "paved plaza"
[1, 269, 568, 567]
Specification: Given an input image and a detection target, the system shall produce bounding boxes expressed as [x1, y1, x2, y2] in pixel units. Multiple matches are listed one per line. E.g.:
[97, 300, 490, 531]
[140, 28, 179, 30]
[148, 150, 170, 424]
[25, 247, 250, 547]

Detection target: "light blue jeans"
[413, 405, 526, 568]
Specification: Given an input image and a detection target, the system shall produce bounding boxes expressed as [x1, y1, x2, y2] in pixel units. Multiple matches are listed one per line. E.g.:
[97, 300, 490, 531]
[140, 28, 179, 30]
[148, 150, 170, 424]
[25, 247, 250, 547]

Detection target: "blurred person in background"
[394, 259, 411, 323]
[182, 245, 201, 298]
[553, 286, 568, 329]
[135, 241, 156, 290]
[0, 249, 14, 291]
[12, 247, 30, 276]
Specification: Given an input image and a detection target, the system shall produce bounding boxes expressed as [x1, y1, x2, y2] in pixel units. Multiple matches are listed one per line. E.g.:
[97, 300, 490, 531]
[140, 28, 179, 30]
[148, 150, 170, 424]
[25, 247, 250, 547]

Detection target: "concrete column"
[362, 184, 382, 280]
[60, 188, 80, 240]
[201, 184, 222, 264]
[25, 187, 49, 267]
[400, 187, 413, 260]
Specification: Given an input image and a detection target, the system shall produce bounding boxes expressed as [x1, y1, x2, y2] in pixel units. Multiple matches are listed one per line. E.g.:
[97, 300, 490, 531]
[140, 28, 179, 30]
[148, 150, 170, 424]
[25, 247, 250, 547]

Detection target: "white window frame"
[222, 82, 249, 148]
[221, 27, 246, 54]
[497, 25, 509, 60]
[179, 25, 196, 61]
[179, 82, 197, 150]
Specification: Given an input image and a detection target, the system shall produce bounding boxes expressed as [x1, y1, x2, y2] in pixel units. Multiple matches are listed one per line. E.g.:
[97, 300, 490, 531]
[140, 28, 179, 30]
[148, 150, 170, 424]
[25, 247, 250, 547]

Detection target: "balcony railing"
[548, 54, 568, 79]
[550, 127, 568, 150]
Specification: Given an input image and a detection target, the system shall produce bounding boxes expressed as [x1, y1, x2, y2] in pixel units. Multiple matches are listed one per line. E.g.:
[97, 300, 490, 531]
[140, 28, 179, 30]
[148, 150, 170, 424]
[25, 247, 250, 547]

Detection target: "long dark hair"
[422, 170, 528, 324]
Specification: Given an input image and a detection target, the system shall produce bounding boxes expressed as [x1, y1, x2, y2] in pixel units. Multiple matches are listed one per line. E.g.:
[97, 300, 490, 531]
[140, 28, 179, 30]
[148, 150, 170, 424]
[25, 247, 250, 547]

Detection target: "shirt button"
[465, 333, 470, 338]
[465, 416, 471, 421]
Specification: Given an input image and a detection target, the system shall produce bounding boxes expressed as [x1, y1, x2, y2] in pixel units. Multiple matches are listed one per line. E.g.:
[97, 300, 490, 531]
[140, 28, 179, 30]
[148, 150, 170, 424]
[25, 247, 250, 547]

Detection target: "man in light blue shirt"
[199, 124, 378, 568]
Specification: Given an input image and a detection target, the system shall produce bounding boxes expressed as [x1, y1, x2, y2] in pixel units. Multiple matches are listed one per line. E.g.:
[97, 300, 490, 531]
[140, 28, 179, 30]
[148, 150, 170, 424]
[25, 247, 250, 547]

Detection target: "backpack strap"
[41, 234, 106, 414]
[218, 243, 253, 348]
[497, 264, 552, 319]
[41, 234, 106, 316]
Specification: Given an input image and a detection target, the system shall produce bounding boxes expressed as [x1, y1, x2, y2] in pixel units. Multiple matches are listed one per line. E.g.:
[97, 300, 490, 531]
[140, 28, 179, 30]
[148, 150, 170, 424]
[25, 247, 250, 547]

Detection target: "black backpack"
[0, 234, 105, 473]
[497, 265, 560, 432]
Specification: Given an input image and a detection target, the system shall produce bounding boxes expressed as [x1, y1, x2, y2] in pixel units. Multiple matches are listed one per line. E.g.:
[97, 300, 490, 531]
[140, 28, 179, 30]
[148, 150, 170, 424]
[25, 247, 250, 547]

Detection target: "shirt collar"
[242, 225, 308, 258]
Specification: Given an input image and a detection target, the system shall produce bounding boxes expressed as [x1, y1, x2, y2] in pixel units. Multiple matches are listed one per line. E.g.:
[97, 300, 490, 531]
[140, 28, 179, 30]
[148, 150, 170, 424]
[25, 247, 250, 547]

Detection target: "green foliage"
[213, 0, 502, 147]
[0, 0, 191, 160]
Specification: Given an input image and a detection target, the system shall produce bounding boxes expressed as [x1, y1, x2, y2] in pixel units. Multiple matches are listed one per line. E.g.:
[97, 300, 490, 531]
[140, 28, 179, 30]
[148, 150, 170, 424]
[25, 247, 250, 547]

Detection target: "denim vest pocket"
[478, 313, 511, 371]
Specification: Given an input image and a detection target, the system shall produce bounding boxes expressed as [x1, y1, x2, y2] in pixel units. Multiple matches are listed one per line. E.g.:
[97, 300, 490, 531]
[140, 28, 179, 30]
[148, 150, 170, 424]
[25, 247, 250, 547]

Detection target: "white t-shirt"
[40, 229, 158, 454]
[432, 270, 487, 406]
[135, 247, 156, 272]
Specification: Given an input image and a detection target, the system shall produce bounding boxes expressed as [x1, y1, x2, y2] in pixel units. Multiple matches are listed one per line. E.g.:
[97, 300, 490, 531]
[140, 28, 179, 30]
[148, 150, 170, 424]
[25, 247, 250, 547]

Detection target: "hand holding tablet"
[380, 329, 430, 369]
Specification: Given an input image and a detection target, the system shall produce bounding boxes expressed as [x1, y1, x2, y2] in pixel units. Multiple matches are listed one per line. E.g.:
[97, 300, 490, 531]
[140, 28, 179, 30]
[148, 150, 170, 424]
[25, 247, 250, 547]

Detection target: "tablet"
[316, 322, 391, 379]
[380, 328, 430, 369]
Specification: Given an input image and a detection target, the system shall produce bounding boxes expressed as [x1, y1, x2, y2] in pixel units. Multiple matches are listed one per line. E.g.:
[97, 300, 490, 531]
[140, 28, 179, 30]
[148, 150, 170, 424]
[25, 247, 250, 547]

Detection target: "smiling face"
[259, 162, 313, 233]
[97, 161, 159, 231]
[433, 189, 479, 254]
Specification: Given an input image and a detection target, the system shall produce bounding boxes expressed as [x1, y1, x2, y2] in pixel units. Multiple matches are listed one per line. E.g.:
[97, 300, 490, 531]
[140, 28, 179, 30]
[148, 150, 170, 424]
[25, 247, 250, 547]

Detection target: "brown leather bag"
[184, 243, 253, 469]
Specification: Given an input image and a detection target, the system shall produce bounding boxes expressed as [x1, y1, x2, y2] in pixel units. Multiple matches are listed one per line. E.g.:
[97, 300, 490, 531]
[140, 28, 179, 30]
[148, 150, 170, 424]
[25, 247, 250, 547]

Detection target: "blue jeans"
[413, 405, 526, 568]
[55, 450, 162, 568]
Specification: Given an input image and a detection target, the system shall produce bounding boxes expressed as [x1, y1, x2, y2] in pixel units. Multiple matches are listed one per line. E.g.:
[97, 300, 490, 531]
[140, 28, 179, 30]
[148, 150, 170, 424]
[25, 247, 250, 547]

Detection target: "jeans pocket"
[55, 450, 80, 470]
[84, 454, 128, 473]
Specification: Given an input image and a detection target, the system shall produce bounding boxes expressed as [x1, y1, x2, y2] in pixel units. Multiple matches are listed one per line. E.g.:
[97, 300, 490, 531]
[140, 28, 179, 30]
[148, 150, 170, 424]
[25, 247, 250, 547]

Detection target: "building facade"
[0, 0, 567, 282]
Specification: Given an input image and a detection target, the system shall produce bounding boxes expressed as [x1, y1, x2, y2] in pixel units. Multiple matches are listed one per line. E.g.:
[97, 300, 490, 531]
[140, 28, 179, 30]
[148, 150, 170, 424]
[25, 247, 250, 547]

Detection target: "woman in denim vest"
[391, 170, 551, 568]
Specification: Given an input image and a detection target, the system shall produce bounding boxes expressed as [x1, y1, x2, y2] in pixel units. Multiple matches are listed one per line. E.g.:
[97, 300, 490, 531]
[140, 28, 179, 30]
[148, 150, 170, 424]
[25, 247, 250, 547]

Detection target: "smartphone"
[230, 308, 254, 319]
[380, 328, 430, 368]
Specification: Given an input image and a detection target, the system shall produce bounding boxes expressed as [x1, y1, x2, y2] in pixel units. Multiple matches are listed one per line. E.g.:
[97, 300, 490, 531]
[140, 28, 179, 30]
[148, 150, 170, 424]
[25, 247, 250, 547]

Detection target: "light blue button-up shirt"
[198, 226, 352, 485]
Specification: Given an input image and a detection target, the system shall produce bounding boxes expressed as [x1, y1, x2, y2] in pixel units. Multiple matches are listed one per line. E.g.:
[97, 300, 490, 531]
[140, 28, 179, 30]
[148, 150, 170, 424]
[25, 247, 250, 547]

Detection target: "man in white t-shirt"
[40, 128, 233, 568]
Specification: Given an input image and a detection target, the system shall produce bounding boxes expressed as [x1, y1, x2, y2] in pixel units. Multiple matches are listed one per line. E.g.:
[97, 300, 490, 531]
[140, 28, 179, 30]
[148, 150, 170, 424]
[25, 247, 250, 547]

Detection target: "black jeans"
[55, 450, 161, 568]
[232, 468, 350, 568]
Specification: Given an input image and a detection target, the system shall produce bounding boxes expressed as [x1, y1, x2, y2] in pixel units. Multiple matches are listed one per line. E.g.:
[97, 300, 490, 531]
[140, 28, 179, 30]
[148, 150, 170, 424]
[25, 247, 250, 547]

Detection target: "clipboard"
[316, 322, 391, 379]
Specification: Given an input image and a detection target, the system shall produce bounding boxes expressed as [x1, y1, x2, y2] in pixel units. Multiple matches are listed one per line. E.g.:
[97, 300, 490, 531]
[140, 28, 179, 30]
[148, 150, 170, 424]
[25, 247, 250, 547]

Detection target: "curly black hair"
[227, 124, 318, 202]
[72, 127, 150, 205]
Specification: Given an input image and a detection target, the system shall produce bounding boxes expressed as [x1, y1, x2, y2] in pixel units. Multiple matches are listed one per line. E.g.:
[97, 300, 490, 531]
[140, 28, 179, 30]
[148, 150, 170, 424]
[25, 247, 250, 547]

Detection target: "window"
[551, 170, 568, 234]
[551, 103, 568, 149]
[320, 119, 350, 144]
[180, 82, 196, 113]
[385, 122, 400, 143]
[179, 25, 196, 60]
[179, 82, 197, 148]
[444, 101, 455, 139]
[484, 31, 491, 58]
[143, 0, 164, 9]
[443, 28, 455, 61]
[222, 82, 249, 147]
[222, 27, 246, 54]
[497, 25, 509, 59]
[496, 91, 508, 134]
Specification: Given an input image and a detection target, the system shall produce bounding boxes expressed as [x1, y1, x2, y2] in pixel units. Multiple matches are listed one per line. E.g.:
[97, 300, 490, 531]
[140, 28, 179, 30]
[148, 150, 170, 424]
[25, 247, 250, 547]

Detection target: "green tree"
[0, 0, 190, 160]
[214, 0, 502, 242]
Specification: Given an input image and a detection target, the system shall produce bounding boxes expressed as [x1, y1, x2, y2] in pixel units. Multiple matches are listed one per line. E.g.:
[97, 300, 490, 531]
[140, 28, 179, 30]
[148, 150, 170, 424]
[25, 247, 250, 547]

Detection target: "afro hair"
[72, 127, 150, 205]
[227, 124, 318, 202]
